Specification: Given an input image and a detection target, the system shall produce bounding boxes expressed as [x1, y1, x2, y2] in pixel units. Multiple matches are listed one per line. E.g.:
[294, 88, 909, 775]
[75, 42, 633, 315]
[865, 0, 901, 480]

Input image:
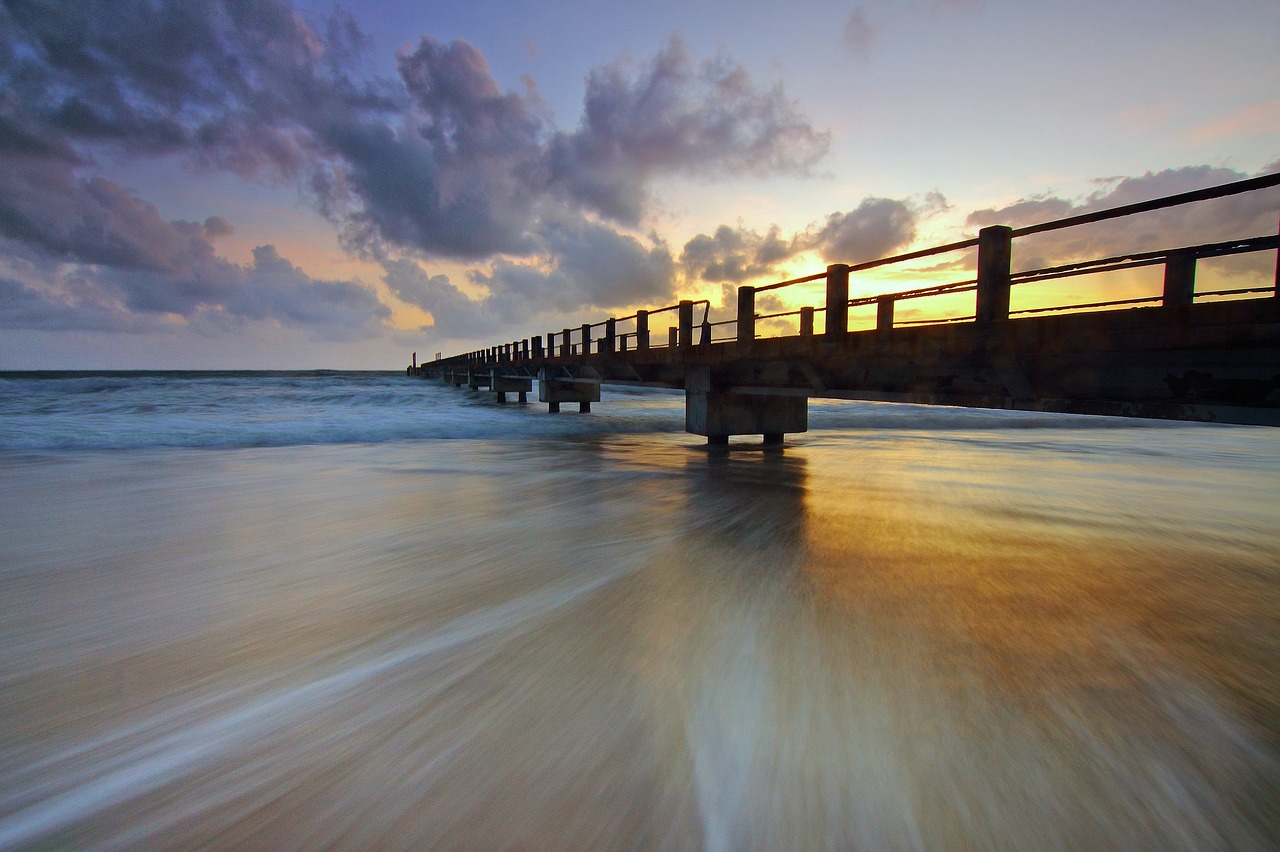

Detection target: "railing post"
[800, 306, 815, 336]
[580, 323, 591, 357]
[669, 327, 678, 348]
[560, 328, 570, 357]
[533, 335, 544, 359]
[637, 310, 649, 351]
[1162, 251, 1196, 306]
[976, 225, 1012, 323]
[604, 318, 616, 353]
[737, 286, 755, 346]
[678, 300, 694, 348]
[876, 297, 895, 334]
[521, 339, 529, 360]
[825, 264, 850, 339]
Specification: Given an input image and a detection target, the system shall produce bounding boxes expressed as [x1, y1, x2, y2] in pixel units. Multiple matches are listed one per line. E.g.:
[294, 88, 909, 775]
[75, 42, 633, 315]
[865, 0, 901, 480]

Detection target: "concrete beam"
[685, 365, 808, 443]
[539, 370, 601, 413]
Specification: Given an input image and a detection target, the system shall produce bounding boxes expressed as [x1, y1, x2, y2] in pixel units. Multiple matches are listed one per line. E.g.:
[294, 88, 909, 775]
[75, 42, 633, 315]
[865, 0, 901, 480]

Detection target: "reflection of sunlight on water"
[1, 428, 1278, 847]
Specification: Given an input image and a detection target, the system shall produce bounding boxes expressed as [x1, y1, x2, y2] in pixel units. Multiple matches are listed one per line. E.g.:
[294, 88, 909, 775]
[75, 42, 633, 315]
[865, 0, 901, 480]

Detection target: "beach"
[1, 372, 1277, 848]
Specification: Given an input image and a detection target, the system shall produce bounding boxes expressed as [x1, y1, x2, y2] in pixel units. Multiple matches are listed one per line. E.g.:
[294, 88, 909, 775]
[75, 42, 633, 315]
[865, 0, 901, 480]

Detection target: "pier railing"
[433, 172, 1280, 367]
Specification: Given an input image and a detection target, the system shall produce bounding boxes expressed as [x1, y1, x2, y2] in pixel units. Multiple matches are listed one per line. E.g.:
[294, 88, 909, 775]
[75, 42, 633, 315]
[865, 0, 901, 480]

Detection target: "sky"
[1, 0, 1278, 369]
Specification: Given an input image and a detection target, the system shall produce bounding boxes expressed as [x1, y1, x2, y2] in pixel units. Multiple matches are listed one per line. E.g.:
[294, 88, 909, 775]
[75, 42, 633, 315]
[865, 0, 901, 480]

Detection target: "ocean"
[1, 370, 1277, 849]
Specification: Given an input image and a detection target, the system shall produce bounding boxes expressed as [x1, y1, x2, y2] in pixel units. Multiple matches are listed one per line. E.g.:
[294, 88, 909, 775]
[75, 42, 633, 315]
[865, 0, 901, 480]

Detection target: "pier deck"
[414, 173, 1280, 439]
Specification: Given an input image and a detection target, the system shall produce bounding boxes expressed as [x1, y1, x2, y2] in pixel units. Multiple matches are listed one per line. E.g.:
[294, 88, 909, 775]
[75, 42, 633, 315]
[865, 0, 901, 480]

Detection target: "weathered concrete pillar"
[604, 318, 616, 353]
[685, 365, 808, 445]
[1163, 250, 1196, 307]
[826, 264, 850, 339]
[580, 323, 591, 356]
[976, 225, 1012, 323]
[877, 296, 895, 334]
[637, 310, 650, 350]
[800, 306, 815, 336]
[678, 300, 694, 348]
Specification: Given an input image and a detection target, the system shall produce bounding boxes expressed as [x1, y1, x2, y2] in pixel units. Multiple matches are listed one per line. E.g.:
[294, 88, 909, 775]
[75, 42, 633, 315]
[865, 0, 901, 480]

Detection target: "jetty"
[411, 173, 1280, 442]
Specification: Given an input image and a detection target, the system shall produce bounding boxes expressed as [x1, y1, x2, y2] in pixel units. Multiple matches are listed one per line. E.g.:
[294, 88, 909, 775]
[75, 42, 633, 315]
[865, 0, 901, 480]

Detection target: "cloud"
[682, 224, 797, 284]
[389, 217, 678, 338]
[2, 2, 831, 351]
[318, 33, 828, 259]
[965, 165, 1280, 268]
[546, 36, 830, 225]
[0, 0, 397, 173]
[681, 196, 924, 285]
[806, 197, 918, 263]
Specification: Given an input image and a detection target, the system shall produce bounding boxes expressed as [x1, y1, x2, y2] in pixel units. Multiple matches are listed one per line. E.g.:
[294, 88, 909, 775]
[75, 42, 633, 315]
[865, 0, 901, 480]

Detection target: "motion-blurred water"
[1, 372, 1277, 849]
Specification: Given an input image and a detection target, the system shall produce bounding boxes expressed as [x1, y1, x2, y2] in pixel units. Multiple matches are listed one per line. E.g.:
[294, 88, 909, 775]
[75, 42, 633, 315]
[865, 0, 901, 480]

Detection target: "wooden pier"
[412, 174, 1280, 441]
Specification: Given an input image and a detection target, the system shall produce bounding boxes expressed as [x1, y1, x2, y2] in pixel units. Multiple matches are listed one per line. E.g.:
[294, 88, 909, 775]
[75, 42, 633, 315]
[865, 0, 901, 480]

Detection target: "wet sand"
[1, 425, 1277, 848]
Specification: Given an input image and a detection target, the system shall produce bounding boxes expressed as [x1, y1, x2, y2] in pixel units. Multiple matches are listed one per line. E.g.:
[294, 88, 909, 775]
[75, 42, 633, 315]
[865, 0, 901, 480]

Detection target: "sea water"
[0, 371, 1277, 849]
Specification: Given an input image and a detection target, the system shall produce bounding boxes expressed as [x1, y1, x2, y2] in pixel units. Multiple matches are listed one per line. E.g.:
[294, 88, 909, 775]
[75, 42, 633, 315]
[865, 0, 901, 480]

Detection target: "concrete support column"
[685, 365, 808, 445]
[976, 225, 1012, 323]
[800, 306, 815, 336]
[636, 310, 650, 351]
[826, 264, 850, 339]
[678, 300, 694, 348]
[1163, 250, 1196, 307]
[538, 368, 600, 414]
